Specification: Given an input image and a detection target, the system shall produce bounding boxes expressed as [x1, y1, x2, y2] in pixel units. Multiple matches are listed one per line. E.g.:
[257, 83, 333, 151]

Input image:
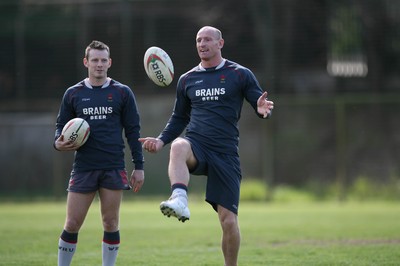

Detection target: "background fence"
[1, 0, 399, 198]
[1, 94, 399, 198]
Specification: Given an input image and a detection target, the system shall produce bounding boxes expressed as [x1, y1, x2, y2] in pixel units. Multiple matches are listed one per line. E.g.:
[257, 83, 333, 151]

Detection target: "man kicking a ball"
[139, 26, 274, 266]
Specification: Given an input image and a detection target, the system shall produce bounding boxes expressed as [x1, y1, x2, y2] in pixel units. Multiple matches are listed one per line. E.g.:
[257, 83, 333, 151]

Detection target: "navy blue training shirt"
[158, 59, 267, 155]
[55, 78, 144, 171]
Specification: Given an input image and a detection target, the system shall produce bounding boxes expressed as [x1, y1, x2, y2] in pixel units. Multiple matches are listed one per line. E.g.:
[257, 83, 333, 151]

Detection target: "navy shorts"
[186, 138, 242, 215]
[67, 169, 131, 193]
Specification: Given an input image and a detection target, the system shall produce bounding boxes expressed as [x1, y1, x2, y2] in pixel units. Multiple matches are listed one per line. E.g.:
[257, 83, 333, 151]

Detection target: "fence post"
[335, 98, 347, 201]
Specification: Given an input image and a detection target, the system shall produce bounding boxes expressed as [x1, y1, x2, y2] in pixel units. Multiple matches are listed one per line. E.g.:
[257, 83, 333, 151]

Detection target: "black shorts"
[186, 137, 242, 215]
[67, 169, 131, 193]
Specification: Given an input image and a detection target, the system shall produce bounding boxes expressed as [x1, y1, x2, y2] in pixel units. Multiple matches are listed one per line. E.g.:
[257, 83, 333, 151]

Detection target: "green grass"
[0, 199, 399, 265]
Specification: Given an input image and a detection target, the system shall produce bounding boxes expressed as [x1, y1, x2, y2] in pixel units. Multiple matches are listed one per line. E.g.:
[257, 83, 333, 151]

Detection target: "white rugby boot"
[160, 195, 190, 223]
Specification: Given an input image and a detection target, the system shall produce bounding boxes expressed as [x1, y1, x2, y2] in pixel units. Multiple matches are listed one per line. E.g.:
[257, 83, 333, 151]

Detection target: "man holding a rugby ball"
[54, 40, 144, 266]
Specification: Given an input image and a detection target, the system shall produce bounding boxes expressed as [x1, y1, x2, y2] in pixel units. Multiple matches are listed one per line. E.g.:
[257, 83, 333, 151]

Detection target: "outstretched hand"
[139, 137, 164, 153]
[257, 91, 274, 118]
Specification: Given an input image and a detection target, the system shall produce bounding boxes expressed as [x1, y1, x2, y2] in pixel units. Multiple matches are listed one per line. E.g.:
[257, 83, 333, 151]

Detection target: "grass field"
[1, 198, 399, 265]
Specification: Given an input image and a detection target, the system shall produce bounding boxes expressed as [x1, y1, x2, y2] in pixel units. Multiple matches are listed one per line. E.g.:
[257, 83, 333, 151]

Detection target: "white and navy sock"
[102, 231, 120, 266]
[171, 183, 188, 204]
[58, 230, 78, 266]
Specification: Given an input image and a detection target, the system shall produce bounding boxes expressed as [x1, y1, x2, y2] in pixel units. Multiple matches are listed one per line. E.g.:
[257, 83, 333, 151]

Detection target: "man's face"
[84, 49, 111, 80]
[196, 28, 223, 62]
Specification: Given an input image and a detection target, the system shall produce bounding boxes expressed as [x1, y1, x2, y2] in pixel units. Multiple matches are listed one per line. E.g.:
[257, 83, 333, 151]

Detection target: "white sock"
[58, 238, 76, 266]
[102, 241, 120, 266]
[172, 188, 188, 205]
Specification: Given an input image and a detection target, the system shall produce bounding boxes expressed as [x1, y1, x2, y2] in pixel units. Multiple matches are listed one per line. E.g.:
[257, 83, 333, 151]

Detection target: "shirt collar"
[84, 77, 111, 89]
[198, 59, 226, 71]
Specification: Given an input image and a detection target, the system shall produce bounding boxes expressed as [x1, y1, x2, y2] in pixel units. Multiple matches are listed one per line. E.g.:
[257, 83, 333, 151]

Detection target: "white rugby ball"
[61, 118, 90, 147]
[144, 46, 174, 87]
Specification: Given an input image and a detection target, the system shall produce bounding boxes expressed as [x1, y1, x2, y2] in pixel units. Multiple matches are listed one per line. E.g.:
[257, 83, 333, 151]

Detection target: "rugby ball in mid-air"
[61, 118, 90, 147]
[144, 46, 174, 87]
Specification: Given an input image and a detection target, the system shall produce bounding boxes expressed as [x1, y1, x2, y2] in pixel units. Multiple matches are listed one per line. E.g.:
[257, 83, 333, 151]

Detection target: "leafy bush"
[240, 179, 269, 201]
[239, 175, 400, 203]
[272, 185, 316, 202]
[348, 176, 400, 201]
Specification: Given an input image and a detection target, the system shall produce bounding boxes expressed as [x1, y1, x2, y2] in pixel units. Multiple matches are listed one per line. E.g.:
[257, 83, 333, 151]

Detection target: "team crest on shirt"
[107, 94, 113, 102]
[220, 75, 226, 83]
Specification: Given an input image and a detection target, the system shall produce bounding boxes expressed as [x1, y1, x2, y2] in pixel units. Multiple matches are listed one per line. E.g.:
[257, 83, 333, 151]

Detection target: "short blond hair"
[85, 40, 110, 59]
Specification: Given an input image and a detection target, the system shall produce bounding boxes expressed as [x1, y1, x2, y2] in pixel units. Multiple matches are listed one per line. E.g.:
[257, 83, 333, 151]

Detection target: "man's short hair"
[85, 40, 110, 59]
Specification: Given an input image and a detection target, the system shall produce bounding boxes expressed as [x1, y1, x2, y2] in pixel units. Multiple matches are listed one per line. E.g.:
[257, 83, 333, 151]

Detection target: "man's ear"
[83, 58, 88, 68]
[218, 39, 224, 49]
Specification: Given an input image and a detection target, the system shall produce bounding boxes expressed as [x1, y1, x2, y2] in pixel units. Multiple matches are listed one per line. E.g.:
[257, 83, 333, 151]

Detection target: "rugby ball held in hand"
[144, 46, 174, 87]
[62, 118, 90, 147]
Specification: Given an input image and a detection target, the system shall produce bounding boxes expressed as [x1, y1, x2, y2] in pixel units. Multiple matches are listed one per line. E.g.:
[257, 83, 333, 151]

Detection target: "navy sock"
[102, 231, 120, 265]
[171, 183, 188, 192]
[61, 230, 78, 244]
[103, 231, 120, 245]
[58, 230, 78, 265]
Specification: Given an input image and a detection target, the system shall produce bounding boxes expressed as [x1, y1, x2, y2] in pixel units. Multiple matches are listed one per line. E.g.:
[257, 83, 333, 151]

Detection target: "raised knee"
[170, 138, 191, 155]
